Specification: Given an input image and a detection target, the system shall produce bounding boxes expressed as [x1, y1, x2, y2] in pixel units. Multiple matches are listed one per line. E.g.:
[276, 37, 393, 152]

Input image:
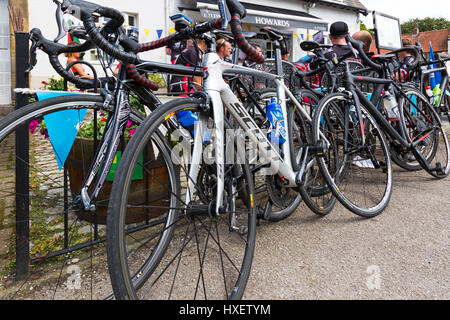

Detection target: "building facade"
[4, 0, 367, 93]
[0, 0, 12, 105]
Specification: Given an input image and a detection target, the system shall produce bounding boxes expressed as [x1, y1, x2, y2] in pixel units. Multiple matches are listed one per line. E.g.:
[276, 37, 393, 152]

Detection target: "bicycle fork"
[77, 89, 130, 211]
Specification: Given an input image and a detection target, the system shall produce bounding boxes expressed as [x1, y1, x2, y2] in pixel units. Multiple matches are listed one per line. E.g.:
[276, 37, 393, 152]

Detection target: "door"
[0, 0, 12, 105]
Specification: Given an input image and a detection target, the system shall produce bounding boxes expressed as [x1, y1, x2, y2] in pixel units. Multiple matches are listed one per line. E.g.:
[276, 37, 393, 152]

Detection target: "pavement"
[245, 165, 450, 299]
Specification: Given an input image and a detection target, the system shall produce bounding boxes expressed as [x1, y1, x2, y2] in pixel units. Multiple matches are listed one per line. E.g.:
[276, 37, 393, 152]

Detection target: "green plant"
[147, 73, 166, 89]
[41, 75, 65, 91]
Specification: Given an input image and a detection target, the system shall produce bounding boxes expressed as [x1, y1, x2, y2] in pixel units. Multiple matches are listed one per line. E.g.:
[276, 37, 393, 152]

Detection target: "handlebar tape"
[345, 35, 382, 72]
[230, 14, 264, 64]
[49, 55, 100, 89]
[82, 7, 139, 64]
[125, 64, 159, 91]
[389, 46, 420, 69]
[138, 35, 178, 53]
[137, 18, 223, 53]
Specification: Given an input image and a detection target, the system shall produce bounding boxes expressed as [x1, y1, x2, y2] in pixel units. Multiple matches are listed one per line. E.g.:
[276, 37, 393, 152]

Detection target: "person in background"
[166, 39, 193, 64]
[395, 38, 416, 81]
[169, 38, 206, 93]
[280, 37, 291, 61]
[352, 30, 373, 54]
[65, 42, 93, 79]
[216, 38, 232, 62]
[308, 21, 361, 70]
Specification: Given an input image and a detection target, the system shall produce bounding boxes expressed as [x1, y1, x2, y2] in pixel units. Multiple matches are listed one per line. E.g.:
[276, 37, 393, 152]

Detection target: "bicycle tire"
[289, 89, 336, 216]
[236, 88, 302, 222]
[312, 93, 393, 218]
[0, 94, 143, 299]
[107, 97, 257, 300]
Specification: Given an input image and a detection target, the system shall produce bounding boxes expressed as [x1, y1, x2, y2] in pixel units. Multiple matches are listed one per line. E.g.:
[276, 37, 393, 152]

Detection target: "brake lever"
[26, 31, 39, 73]
[54, 0, 69, 42]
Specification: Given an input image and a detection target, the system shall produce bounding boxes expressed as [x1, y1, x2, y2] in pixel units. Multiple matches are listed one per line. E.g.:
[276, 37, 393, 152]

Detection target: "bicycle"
[104, 0, 341, 299]
[0, 0, 207, 299]
[311, 35, 450, 217]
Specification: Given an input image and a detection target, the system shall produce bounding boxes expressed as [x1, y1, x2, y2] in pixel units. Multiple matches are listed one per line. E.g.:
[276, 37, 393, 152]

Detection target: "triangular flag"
[300, 34, 304, 40]
[429, 42, 441, 87]
[156, 29, 163, 39]
[35, 91, 87, 171]
[169, 28, 175, 34]
[246, 24, 251, 32]
[144, 29, 150, 36]
[294, 33, 299, 39]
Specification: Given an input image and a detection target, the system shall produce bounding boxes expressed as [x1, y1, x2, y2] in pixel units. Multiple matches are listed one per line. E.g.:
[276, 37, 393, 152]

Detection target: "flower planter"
[66, 137, 171, 225]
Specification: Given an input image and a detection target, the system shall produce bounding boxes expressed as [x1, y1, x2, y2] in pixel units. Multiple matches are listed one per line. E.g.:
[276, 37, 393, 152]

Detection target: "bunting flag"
[36, 91, 87, 171]
[156, 29, 163, 39]
[144, 29, 150, 36]
[168, 28, 175, 34]
[246, 24, 252, 32]
[293, 33, 299, 39]
[300, 34, 304, 40]
[429, 42, 442, 88]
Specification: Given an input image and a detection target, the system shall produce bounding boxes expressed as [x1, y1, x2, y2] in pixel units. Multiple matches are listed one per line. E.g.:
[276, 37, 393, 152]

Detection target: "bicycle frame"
[345, 62, 449, 174]
[77, 62, 200, 210]
[184, 48, 330, 213]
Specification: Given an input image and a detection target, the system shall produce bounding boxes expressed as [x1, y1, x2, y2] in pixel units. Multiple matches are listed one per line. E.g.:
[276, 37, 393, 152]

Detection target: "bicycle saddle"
[371, 53, 397, 61]
[300, 40, 332, 52]
[214, 29, 257, 40]
[260, 27, 292, 40]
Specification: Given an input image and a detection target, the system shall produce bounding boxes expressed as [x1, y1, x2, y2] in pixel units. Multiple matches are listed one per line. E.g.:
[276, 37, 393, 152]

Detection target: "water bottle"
[383, 91, 399, 121]
[178, 110, 198, 129]
[432, 87, 441, 107]
[266, 97, 286, 144]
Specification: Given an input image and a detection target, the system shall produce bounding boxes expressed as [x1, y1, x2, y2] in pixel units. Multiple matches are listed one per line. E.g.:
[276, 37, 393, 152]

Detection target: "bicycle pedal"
[433, 162, 445, 176]
[231, 225, 248, 235]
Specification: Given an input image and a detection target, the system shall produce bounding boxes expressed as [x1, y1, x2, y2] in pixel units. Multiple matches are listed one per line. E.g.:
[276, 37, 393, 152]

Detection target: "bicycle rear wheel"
[237, 88, 302, 222]
[0, 94, 142, 299]
[312, 93, 393, 217]
[107, 97, 257, 300]
[396, 88, 450, 177]
[289, 89, 336, 216]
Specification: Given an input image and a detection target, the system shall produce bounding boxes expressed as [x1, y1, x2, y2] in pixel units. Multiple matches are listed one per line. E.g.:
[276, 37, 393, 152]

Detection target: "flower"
[29, 120, 39, 134]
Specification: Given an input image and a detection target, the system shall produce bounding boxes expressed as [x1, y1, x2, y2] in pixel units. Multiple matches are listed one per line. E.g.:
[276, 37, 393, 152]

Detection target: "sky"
[358, 0, 450, 26]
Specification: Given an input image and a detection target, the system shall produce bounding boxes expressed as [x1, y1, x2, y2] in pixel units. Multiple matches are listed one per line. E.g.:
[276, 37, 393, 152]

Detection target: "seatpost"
[206, 33, 217, 54]
[274, 40, 283, 77]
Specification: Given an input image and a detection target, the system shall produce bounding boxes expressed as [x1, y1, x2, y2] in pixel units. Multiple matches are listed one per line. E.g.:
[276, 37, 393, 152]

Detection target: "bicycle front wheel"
[312, 93, 393, 217]
[107, 97, 257, 300]
[0, 94, 141, 299]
